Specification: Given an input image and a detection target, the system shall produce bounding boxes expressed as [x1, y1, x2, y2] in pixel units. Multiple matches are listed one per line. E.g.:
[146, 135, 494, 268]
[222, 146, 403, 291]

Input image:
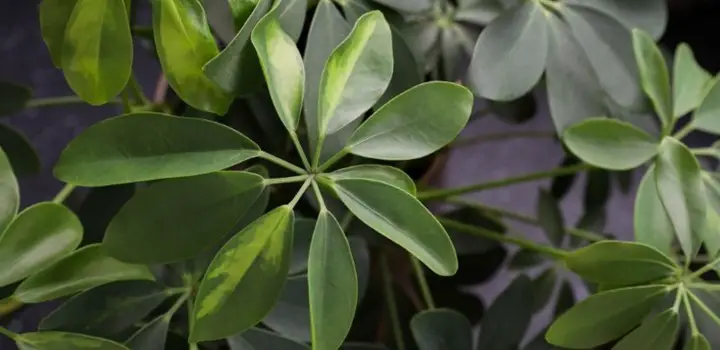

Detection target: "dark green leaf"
[0, 82, 31, 116]
[702, 172, 720, 256]
[551, 155, 580, 199]
[632, 29, 672, 127]
[125, 314, 169, 350]
[508, 249, 545, 270]
[374, 27, 423, 108]
[692, 77, 720, 134]
[329, 165, 415, 195]
[201, 0, 236, 43]
[613, 309, 678, 350]
[476, 275, 533, 350]
[583, 170, 611, 213]
[346, 82, 473, 161]
[39, 0, 79, 67]
[277, 0, 308, 42]
[227, 328, 309, 350]
[0, 203, 82, 287]
[0, 147, 18, 234]
[16, 332, 129, 350]
[397, 21, 439, 72]
[371, 0, 431, 14]
[532, 268, 557, 312]
[684, 333, 712, 350]
[191, 206, 294, 342]
[55, 113, 259, 186]
[566, 0, 667, 39]
[290, 217, 314, 275]
[537, 189, 565, 246]
[341, 343, 387, 350]
[673, 43, 711, 118]
[634, 165, 675, 256]
[410, 309, 473, 350]
[77, 185, 135, 245]
[0, 123, 41, 175]
[554, 281, 575, 317]
[546, 284, 669, 348]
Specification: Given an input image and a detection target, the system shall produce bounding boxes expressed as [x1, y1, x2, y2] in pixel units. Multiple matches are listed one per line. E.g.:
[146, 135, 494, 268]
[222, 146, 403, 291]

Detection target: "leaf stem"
[418, 163, 593, 200]
[451, 130, 557, 149]
[683, 289, 700, 333]
[25, 96, 104, 108]
[311, 180, 327, 212]
[688, 255, 720, 280]
[289, 178, 313, 208]
[0, 297, 22, 318]
[438, 217, 569, 259]
[163, 292, 190, 322]
[52, 184, 76, 204]
[410, 256, 435, 309]
[672, 286, 684, 312]
[687, 291, 720, 328]
[381, 254, 406, 350]
[692, 148, 717, 157]
[688, 283, 720, 291]
[128, 74, 150, 106]
[259, 151, 307, 175]
[264, 175, 310, 185]
[0, 326, 17, 340]
[674, 123, 694, 140]
[289, 133, 312, 170]
[317, 148, 350, 173]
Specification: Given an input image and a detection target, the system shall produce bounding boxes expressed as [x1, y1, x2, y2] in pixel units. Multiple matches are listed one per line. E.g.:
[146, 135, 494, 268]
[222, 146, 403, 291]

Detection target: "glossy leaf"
[685, 333, 712, 350]
[191, 206, 294, 342]
[0, 82, 31, 116]
[613, 309, 679, 350]
[565, 0, 667, 39]
[0, 203, 82, 287]
[104, 171, 265, 263]
[327, 177, 457, 276]
[125, 315, 169, 350]
[39, 281, 166, 338]
[632, 29, 672, 127]
[61, 0, 132, 105]
[346, 82, 472, 161]
[410, 309, 472, 350]
[546, 285, 669, 348]
[16, 332, 129, 350]
[227, 328, 309, 350]
[251, 0, 305, 133]
[328, 165, 415, 195]
[0, 147, 18, 234]
[673, 44, 711, 118]
[563, 118, 657, 170]
[153, 0, 232, 114]
[476, 275, 533, 350]
[14, 244, 154, 303]
[693, 77, 720, 134]
[564, 241, 677, 285]
[317, 10, 393, 138]
[54, 113, 260, 186]
[537, 189, 564, 246]
[468, 1, 548, 101]
[39, 0, 79, 67]
[654, 137, 707, 258]
[309, 210, 357, 350]
[0, 123, 41, 175]
[634, 166, 675, 256]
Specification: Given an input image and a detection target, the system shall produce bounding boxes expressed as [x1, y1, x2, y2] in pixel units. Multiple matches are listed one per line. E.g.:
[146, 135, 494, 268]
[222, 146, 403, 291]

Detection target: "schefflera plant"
[53, 4, 472, 350]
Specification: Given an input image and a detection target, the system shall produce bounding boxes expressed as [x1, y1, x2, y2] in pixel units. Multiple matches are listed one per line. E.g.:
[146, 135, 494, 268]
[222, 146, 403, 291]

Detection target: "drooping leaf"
[39, 281, 167, 338]
[0, 147, 18, 234]
[632, 29, 672, 128]
[536, 189, 565, 246]
[673, 44, 711, 118]
[251, 0, 305, 133]
[613, 309, 679, 350]
[54, 113, 260, 186]
[563, 118, 658, 170]
[326, 177, 457, 276]
[125, 314, 170, 350]
[191, 206, 294, 342]
[654, 137, 707, 258]
[565, 0, 667, 39]
[0, 203, 82, 287]
[0, 82, 31, 116]
[634, 166, 675, 256]
[14, 244, 154, 303]
[564, 241, 677, 285]
[328, 165, 415, 195]
[684, 333, 712, 350]
[467, 0, 548, 101]
[61, 0, 132, 105]
[0, 123, 41, 175]
[346, 82, 473, 161]
[545, 284, 669, 348]
[39, 0, 79, 67]
[532, 268, 558, 312]
[692, 77, 720, 134]
[370, 0, 431, 14]
[16, 332, 129, 350]
[227, 328, 309, 350]
[410, 309, 473, 350]
[476, 275, 533, 350]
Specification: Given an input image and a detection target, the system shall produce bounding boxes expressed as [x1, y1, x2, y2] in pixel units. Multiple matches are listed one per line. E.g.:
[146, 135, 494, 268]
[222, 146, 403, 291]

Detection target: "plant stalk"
[52, 184, 76, 204]
[381, 254, 406, 350]
[688, 291, 720, 328]
[410, 256, 435, 310]
[259, 151, 307, 175]
[674, 123, 694, 140]
[0, 297, 22, 319]
[688, 256, 720, 280]
[264, 175, 309, 186]
[289, 178, 313, 208]
[451, 130, 557, 149]
[311, 180, 327, 212]
[0, 326, 17, 341]
[289, 133, 312, 170]
[163, 292, 190, 322]
[317, 148, 350, 173]
[25, 96, 97, 108]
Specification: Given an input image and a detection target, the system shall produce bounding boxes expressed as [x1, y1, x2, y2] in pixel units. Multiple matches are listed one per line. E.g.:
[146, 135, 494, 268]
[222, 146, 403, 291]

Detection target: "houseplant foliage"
[2, 0, 720, 349]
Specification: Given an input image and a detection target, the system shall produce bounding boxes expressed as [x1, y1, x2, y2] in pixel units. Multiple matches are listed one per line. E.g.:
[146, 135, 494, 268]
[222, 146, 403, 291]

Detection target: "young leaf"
[317, 10, 393, 138]
[54, 113, 260, 186]
[467, 0, 548, 101]
[673, 43, 711, 118]
[326, 177, 457, 276]
[251, 0, 305, 133]
[153, 0, 232, 114]
[328, 165, 416, 195]
[632, 29, 672, 127]
[0, 147, 18, 234]
[692, 77, 720, 134]
[346, 82, 473, 161]
[562, 118, 658, 170]
[0, 203, 82, 287]
[684, 333, 712, 350]
[613, 309, 679, 350]
[39, 0, 79, 67]
[0, 82, 31, 116]
[564, 241, 677, 285]
[125, 314, 169, 350]
[565, 0, 667, 39]
[0, 123, 42, 176]
[654, 137, 707, 258]
[227, 328, 309, 350]
[545, 284, 669, 348]
[410, 309, 473, 350]
[191, 206, 294, 342]
[14, 244, 153, 303]
[536, 189, 565, 246]
[16, 332, 129, 350]
[634, 166, 675, 256]
[61, 0, 132, 105]
[476, 275, 533, 350]
[103, 171, 266, 264]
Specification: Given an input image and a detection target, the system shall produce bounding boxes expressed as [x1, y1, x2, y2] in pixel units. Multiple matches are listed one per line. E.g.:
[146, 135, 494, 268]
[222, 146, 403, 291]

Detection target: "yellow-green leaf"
[613, 309, 679, 350]
[17, 332, 129, 350]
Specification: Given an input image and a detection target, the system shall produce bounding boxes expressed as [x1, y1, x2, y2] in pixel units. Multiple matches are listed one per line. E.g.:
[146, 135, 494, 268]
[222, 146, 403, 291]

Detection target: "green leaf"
[684, 333, 712, 350]
[476, 275, 533, 350]
[632, 29, 672, 127]
[346, 82, 472, 161]
[532, 268, 558, 311]
[153, 0, 232, 114]
[508, 249, 544, 270]
[613, 309, 679, 350]
[701, 172, 720, 256]
[654, 137, 707, 258]
[54, 113, 260, 186]
[191, 206, 294, 342]
[410, 309, 472, 350]
[692, 77, 720, 134]
[77, 185, 135, 245]
[202, 0, 236, 43]
[39, 281, 166, 338]
[317, 10, 393, 140]
[104, 171, 266, 263]
[565, 0, 667, 39]
[16, 332, 129, 350]
[673, 43, 711, 118]
[564, 241, 677, 285]
[634, 166, 675, 256]
[371, 0, 431, 14]
[341, 343, 387, 350]
[467, 0, 548, 101]
[308, 210, 357, 350]
[203, 0, 271, 97]
[0, 82, 31, 116]
[251, 0, 305, 133]
[545, 284, 669, 348]
[0, 123, 41, 175]
[563, 118, 658, 170]
[327, 177, 457, 276]
[0, 147, 18, 234]
[227, 328, 309, 350]
[61, 0, 132, 105]
[374, 27, 423, 109]
[443, 207, 505, 256]
[0, 203, 82, 287]
[277, 0, 307, 42]
[290, 217, 314, 275]
[125, 314, 169, 350]
[39, 0, 79, 67]
[328, 165, 415, 195]
[537, 189, 565, 246]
